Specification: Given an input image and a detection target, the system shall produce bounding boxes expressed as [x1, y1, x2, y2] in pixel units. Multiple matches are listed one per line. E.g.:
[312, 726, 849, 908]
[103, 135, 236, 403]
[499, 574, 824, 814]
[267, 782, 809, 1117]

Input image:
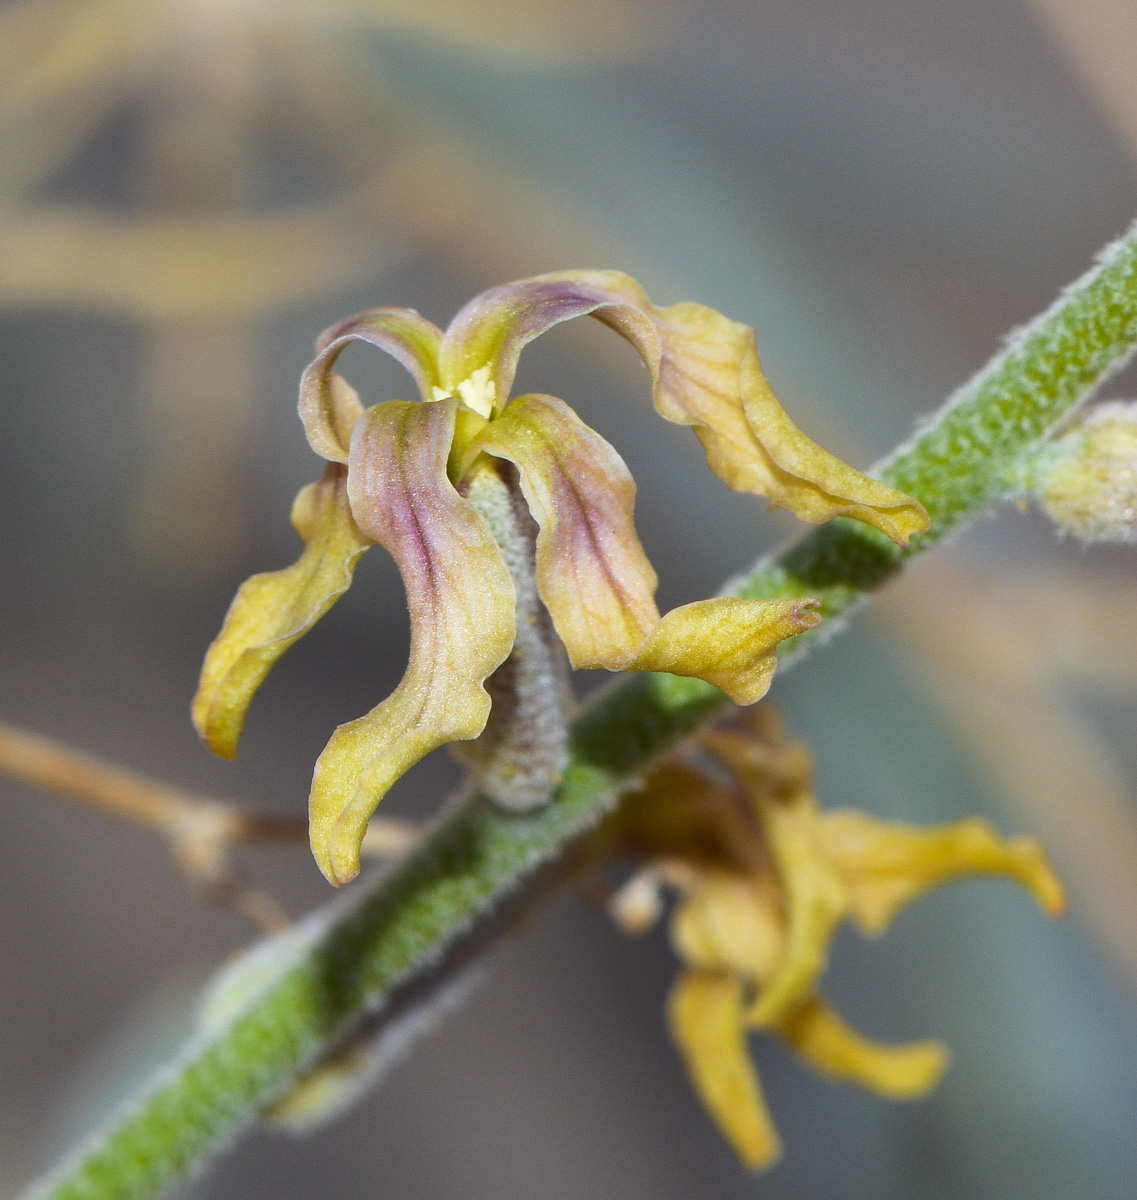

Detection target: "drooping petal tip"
[668, 970, 783, 1171]
[443, 269, 928, 544]
[773, 997, 949, 1099]
[192, 465, 372, 759]
[643, 296, 930, 546]
[308, 398, 515, 885]
[299, 307, 443, 462]
[818, 813, 1068, 935]
[629, 597, 820, 704]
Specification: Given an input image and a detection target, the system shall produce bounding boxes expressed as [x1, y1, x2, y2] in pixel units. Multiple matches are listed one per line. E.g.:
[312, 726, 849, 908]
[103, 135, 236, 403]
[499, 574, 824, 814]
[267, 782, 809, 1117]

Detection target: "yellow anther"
[456, 366, 497, 418]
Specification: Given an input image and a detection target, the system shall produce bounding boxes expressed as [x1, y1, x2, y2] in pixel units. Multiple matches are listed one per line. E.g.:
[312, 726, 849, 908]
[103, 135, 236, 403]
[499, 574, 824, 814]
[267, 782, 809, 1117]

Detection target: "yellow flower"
[193, 271, 928, 885]
[596, 708, 1065, 1170]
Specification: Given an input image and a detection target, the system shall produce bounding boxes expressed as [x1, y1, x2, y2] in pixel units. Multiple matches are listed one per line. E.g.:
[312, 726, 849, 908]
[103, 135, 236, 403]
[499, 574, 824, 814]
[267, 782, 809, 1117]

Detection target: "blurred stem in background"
[0, 722, 417, 933]
[1026, 0, 1137, 161]
[18, 220, 1137, 1200]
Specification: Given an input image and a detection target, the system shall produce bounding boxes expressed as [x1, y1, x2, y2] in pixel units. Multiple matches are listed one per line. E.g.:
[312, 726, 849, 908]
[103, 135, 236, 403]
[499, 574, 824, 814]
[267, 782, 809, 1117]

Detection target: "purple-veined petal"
[193, 464, 373, 759]
[471, 393, 658, 666]
[442, 269, 926, 543]
[440, 277, 615, 404]
[472, 393, 818, 701]
[309, 398, 515, 885]
[299, 307, 444, 462]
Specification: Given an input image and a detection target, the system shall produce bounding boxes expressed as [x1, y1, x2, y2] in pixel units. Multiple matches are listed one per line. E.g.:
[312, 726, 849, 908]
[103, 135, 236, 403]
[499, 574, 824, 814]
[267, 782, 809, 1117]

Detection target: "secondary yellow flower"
[595, 708, 1065, 1170]
[193, 271, 928, 885]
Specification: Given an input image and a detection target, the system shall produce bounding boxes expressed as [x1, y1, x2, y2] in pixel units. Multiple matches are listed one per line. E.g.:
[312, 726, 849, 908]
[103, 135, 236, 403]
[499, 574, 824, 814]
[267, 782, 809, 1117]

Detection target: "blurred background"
[2, 1, 1137, 1196]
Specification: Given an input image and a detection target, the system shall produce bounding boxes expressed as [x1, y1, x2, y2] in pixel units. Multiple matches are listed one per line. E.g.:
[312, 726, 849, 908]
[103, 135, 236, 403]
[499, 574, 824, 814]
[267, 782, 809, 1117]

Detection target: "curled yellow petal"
[299, 307, 443, 462]
[441, 271, 927, 543]
[192, 464, 373, 759]
[625, 596, 819, 704]
[773, 996, 949, 1100]
[700, 734, 852, 1025]
[818, 812, 1068, 936]
[667, 970, 782, 1171]
[671, 871, 784, 981]
[472, 393, 819, 701]
[745, 799, 850, 1027]
[308, 399, 515, 886]
[646, 297, 929, 544]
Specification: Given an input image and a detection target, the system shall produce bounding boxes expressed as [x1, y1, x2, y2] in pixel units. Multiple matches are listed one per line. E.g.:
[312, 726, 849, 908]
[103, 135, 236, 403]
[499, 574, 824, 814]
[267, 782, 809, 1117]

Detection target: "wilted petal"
[671, 871, 783, 981]
[667, 970, 782, 1170]
[745, 800, 850, 1027]
[309, 398, 515, 885]
[601, 761, 767, 875]
[626, 597, 819, 704]
[818, 812, 1067, 936]
[645, 299, 928, 543]
[299, 308, 444, 462]
[471, 393, 659, 664]
[193, 465, 373, 759]
[773, 996, 948, 1099]
[441, 270, 926, 543]
[472, 393, 818, 700]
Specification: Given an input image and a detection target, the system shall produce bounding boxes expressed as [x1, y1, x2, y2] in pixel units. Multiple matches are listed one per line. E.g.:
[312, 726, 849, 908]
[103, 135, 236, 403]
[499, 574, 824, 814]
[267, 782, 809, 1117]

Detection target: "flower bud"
[1035, 401, 1137, 542]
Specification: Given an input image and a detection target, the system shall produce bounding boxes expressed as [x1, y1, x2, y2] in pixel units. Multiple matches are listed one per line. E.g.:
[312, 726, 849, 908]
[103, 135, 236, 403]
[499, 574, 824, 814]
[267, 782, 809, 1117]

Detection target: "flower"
[593, 707, 1065, 1170]
[193, 270, 928, 885]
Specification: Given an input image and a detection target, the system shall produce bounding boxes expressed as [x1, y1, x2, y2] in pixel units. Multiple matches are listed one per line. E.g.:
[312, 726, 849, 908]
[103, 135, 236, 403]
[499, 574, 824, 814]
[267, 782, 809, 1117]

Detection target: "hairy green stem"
[22, 222, 1137, 1200]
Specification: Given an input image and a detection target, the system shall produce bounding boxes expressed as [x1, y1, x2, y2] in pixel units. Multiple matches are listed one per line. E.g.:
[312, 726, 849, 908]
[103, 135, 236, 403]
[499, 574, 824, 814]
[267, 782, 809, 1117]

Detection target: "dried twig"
[0, 721, 418, 931]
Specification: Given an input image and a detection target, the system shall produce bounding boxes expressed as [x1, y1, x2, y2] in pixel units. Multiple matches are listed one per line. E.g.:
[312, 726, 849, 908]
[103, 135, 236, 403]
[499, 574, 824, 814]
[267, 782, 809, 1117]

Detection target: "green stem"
[23, 222, 1137, 1200]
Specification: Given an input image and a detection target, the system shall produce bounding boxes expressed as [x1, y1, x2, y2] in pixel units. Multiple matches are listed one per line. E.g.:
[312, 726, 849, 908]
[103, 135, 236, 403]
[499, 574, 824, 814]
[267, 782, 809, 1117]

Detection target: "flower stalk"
[22, 221, 1137, 1200]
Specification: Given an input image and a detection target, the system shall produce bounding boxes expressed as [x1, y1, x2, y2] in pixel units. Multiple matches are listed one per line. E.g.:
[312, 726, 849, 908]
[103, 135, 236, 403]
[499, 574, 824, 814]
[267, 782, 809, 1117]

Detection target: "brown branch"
[0, 721, 418, 931]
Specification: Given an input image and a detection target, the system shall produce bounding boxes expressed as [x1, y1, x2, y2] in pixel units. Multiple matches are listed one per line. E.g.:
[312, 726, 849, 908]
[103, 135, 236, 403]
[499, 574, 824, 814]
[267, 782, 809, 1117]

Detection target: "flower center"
[432, 365, 497, 419]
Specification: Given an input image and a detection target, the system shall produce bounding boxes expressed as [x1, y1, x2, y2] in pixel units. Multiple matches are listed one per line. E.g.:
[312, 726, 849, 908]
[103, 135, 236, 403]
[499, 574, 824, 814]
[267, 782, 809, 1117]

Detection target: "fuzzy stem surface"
[22, 222, 1137, 1200]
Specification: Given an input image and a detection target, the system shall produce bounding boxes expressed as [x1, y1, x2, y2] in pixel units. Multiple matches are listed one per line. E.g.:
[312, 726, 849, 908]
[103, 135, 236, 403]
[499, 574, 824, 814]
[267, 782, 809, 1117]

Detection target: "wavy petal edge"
[442, 270, 928, 544]
[192, 464, 372, 759]
[308, 399, 515, 885]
